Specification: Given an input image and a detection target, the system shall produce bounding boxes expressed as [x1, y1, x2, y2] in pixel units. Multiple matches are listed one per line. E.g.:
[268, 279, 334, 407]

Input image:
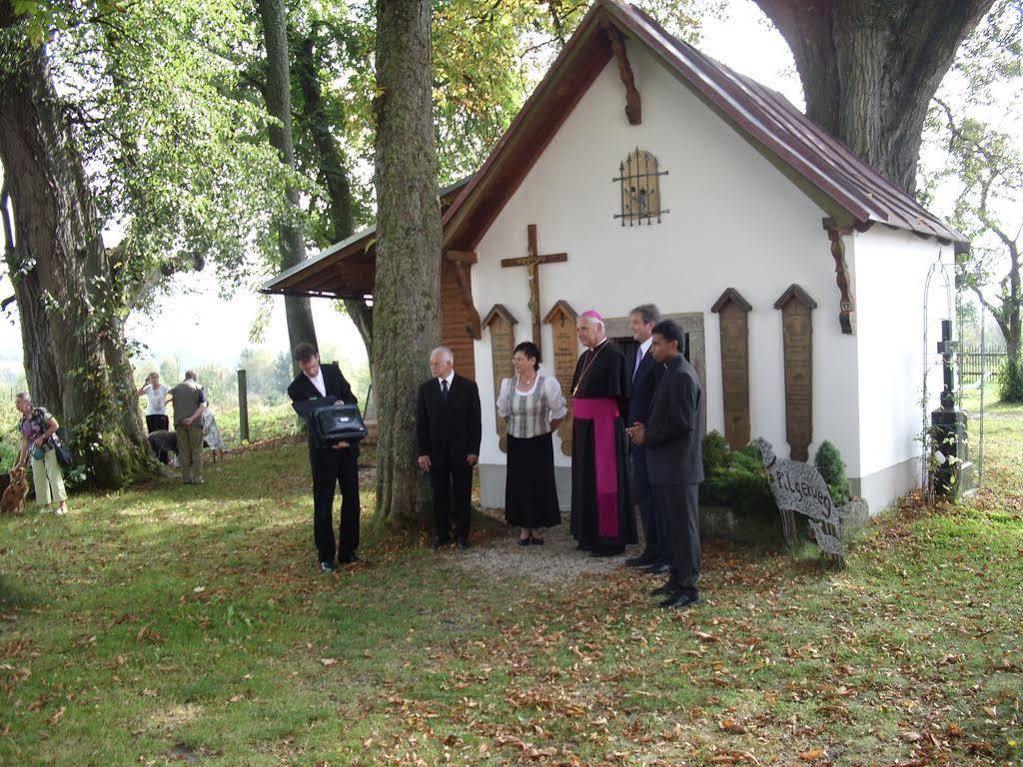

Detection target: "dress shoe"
[457, 538, 470, 551]
[432, 536, 451, 549]
[659, 593, 701, 610]
[320, 560, 336, 573]
[625, 552, 657, 568]
[650, 581, 680, 597]
[590, 546, 625, 558]
[643, 562, 671, 575]
[517, 537, 531, 546]
[339, 553, 361, 565]
[529, 536, 544, 545]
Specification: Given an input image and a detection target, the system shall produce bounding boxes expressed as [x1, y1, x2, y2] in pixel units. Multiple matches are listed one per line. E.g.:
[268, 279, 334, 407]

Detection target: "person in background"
[497, 341, 566, 545]
[170, 371, 207, 485]
[138, 372, 170, 464]
[14, 392, 68, 515]
[287, 342, 362, 572]
[416, 347, 482, 551]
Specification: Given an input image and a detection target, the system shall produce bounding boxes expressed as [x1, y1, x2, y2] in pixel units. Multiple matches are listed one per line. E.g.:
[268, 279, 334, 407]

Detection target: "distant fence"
[959, 346, 1008, 384]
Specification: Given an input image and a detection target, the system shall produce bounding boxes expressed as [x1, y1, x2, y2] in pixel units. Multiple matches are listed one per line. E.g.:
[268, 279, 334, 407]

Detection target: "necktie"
[634, 349, 643, 379]
[441, 379, 449, 401]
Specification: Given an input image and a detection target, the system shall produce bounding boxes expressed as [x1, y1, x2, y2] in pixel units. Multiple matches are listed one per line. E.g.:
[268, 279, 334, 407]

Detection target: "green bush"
[997, 356, 1023, 403]
[814, 440, 850, 506]
[699, 432, 778, 520]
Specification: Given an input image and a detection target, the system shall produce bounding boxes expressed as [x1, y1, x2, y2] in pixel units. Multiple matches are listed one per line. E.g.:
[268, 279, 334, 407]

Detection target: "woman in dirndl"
[496, 341, 567, 545]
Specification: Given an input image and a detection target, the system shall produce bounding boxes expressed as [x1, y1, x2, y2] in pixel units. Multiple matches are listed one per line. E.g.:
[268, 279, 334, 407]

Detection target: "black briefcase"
[310, 402, 368, 443]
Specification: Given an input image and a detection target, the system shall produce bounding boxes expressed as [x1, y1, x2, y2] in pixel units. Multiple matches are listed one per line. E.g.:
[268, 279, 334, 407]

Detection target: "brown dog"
[1, 465, 28, 515]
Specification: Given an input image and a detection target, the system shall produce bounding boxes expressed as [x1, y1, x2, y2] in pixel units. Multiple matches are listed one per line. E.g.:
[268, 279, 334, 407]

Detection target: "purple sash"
[574, 397, 620, 538]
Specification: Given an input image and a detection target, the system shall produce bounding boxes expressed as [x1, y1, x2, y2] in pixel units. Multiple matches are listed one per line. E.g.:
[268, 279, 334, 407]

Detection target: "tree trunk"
[372, 0, 443, 531]
[256, 0, 318, 361]
[293, 31, 375, 360]
[755, 0, 994, 195]
[0, 31, 151, 487]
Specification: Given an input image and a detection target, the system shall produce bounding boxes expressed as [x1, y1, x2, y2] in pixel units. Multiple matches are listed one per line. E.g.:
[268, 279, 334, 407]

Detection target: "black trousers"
[146, 414, 170, 464]
[430, 455, 473, 542]
[310, 447, 360, 562]
[655, 483, 701, 599]
[631, 448, 661, 559]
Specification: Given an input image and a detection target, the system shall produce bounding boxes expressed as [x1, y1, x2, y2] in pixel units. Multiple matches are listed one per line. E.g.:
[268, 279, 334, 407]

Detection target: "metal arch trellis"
[612, 147, 669, 226]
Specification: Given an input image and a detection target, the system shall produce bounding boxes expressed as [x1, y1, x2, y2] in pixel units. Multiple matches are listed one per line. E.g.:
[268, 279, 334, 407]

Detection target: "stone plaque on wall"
[711, 288, 752, 450]
[482, 304, 517, 454]
[774, 285, 817, 462]
[544, 300, 578, 456]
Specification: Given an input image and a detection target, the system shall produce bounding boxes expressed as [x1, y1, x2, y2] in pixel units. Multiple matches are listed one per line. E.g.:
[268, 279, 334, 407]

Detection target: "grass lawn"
[1, 416, 1021, 765]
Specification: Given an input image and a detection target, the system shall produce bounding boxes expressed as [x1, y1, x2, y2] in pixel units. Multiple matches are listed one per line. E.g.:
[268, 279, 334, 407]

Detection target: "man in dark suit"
[624, 304, 666, 570]
[627, 320, 704, 610]
[287, 342, 361, 572]
[416, 346, 482, 550]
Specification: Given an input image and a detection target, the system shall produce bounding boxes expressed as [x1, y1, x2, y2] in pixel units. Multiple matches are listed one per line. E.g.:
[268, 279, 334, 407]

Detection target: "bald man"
[416, 347, 482, 549]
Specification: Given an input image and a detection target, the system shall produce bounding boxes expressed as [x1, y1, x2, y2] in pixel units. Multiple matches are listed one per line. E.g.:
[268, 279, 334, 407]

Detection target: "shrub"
[702, 431, 729, 475]
[997, 356, 1023, 403]
[814, 440, 850, 506]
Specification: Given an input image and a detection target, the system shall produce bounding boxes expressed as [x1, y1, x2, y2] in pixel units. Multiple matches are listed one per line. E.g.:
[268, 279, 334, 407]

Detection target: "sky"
[0, 0, 1000, 379]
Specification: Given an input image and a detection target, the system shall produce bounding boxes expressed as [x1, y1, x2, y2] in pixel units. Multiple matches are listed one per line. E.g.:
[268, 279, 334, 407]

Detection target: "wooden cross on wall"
[500, 224, 567, 355]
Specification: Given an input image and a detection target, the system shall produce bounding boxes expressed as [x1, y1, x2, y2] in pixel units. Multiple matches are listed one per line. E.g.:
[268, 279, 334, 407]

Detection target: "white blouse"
[496, 375, 567, 421]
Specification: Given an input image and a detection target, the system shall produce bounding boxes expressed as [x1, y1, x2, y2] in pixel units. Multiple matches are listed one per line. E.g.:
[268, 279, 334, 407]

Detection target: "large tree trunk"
[0, 30, 151, 487]
[256, 0, 318, 360]
[293, 31, 375, 361]
[755, 0, 994, 195]
[372, 0, 443, 531]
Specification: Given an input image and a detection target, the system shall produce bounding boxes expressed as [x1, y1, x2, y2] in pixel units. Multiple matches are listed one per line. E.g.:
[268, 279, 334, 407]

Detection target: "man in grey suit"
[627, 320, 704, 610]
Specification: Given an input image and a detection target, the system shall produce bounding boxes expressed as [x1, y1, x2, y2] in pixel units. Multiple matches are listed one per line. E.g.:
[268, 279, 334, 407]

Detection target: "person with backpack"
[14, 392, 69, 515]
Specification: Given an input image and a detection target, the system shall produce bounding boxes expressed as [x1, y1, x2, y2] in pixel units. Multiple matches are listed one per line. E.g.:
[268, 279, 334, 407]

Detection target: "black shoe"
[650, 581, 680, 597]
[457, 538, 469, 551]
[576, 542, 592, 551]
[643, 562, 671, 575]
[339, 552, 361, 565]
[660, 593, 701, 610]
[529, 536, 544, 545]
[432, 536, 451, 550]
[517, 537, 531, 546]
[320, 560, 336, 573]
[626, 552, 657, 568]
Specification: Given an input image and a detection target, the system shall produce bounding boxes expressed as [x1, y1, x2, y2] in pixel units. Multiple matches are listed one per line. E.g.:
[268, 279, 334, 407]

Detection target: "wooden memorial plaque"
[711, 288, 752, 449]
[544, 300, 578, 456]
[774, 285, 817, 462]
[483, 304, 517, 453]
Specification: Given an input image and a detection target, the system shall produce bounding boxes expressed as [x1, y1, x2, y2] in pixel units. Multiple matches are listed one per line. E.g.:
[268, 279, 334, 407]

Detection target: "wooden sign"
[483, 304, 517, 453]
[544, 300, 578, 456]
[774, 285, 817, 462]
[711, 288, 752, 450]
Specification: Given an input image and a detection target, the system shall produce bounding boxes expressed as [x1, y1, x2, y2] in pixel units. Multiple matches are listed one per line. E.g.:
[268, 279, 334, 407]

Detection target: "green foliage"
[998, 355, 1023, 401]
[699, 431, 778, 520]
[814, 440, 851, 506]
[0, 398, 21, 470]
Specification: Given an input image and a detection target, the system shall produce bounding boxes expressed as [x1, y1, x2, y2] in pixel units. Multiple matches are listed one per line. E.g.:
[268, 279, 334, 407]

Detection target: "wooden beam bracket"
[822, 218, 856, 335]
[605, 25, 641, 125]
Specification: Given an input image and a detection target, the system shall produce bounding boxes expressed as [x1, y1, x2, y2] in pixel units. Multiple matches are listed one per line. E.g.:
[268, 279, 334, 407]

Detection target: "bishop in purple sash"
[570, 310, 636, 556]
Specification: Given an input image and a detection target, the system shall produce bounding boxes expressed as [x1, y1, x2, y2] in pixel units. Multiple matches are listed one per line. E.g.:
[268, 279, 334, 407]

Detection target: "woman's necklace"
[517, 373, 537, 391]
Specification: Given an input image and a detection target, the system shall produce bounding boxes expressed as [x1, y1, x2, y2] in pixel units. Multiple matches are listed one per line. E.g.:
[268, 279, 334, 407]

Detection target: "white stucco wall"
[468, 40, 891, 508]
[851, 226, 951, 509]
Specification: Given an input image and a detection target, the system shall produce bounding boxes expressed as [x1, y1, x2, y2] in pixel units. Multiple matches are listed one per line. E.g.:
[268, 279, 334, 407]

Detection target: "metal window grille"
[612, 148, 669, 226]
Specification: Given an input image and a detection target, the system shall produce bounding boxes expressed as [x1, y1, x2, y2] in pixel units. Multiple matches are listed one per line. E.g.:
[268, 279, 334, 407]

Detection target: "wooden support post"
[237, 369, 250, 443]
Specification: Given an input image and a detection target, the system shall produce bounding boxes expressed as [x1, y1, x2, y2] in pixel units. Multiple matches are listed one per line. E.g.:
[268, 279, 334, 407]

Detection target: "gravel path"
[455, 511, 644, 584]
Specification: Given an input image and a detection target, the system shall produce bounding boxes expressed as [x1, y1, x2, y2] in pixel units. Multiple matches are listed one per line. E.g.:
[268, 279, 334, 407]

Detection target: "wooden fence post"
[237, 369, 249, 443]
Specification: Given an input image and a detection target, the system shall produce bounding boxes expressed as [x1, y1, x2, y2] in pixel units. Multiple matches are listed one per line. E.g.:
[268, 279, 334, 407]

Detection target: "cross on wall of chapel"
[500, 224, 567, 355]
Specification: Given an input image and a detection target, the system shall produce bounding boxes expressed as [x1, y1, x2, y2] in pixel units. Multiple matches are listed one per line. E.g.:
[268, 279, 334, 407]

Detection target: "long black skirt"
[505, 432, 562, 528]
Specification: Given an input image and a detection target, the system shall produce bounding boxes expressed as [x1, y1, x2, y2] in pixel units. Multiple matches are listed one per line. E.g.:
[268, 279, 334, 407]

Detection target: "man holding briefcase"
[288, 342, 362, 572]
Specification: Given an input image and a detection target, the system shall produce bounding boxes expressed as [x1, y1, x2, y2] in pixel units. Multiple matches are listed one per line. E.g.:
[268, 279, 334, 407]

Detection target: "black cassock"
[570, 340, 636, 551]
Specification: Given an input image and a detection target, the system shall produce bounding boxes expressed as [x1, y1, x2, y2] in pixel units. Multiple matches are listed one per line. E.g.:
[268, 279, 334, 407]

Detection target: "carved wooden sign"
[483, 304, 517, 454]
[544, 300, 578, 456]
[711, 288, 752, 450]
[774, 285, 817, 462]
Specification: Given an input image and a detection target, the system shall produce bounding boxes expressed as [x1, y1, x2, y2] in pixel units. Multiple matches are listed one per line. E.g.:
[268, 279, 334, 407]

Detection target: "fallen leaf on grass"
[900, 731, 923, 743]
[799, 748, 827, 761]
[48, 706, 65, 726]
[720, 718, 748, 734]
[319, 658, 338, 667]
[694, 631, 721, 644]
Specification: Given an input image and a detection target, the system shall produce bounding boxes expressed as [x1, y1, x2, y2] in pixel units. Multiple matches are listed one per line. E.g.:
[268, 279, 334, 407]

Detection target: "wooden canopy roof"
[265, 0, 966, 300]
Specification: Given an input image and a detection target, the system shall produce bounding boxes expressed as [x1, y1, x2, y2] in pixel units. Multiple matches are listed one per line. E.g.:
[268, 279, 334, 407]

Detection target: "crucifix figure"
[936, 319, 958, 410]
[500, 224, 567, 355]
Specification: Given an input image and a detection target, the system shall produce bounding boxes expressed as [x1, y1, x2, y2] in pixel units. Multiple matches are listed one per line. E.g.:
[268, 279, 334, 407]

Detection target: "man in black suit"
[624, 304, 666, 570]
[416, 346, 482, 550]
[287, 343, 361, 572]
[627, 320, 704, 610]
